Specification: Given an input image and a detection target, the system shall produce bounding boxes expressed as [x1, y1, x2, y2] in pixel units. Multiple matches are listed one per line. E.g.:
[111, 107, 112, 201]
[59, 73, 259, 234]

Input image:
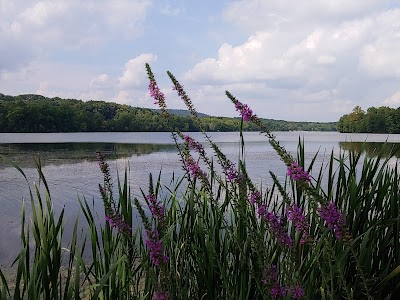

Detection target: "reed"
[0, 66, 399, 299]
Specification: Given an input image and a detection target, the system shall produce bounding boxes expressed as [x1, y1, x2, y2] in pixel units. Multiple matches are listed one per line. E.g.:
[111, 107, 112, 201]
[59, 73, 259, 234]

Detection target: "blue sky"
[1, 0, 400, 121]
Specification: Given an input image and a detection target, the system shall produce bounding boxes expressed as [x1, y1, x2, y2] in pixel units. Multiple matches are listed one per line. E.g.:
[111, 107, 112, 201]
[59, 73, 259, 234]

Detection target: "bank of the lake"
[0, 131, 399, 266]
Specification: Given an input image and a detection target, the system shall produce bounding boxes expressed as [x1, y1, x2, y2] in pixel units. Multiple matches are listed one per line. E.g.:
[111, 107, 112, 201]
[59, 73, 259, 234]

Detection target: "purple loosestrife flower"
[148, 80, 168, 116]
[262, 264, 278, 285]
[96, 152, 112, 189]
[146, 194, 165, 221]
[290, 285, 305, 299]
[286, 204, 310, 244]
[258, 204, 293, 247]
[235, 100, 254, 122]
[223, 161, 242, 182]
[270, 284, 286, 299]
[183, 135, 205, 156]
[105, 213, 131, 234]
[146, 229, 169, 266]
[262, 265, 305, 298]
[185, 156, 207, 179]
[287, 162, 311, 182]
[318, 202, 346, 239]
[153, 290, 170, 300]
[249, 191, 261, 205]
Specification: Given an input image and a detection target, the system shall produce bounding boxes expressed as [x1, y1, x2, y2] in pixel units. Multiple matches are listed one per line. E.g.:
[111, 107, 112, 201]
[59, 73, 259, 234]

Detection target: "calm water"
[0, 131, 399, 266]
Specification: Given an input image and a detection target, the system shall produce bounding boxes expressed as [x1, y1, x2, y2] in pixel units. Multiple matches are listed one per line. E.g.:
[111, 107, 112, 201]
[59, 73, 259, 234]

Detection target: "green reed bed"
[1, 65, 400, 299]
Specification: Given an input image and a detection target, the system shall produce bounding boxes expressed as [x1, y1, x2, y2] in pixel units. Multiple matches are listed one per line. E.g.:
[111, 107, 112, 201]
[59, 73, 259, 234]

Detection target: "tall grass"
[1, 66, 399, 299]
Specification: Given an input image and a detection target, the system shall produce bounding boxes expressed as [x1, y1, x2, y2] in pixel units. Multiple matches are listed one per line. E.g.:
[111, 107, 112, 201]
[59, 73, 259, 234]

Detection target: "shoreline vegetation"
[337, 105, 400, 134]
[0, 66, 399, 299]
[0, 93, 336, 133]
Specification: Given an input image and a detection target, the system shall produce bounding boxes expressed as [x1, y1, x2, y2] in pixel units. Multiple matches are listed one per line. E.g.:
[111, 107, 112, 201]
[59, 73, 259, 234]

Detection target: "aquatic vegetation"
[0, 66, 399, 299]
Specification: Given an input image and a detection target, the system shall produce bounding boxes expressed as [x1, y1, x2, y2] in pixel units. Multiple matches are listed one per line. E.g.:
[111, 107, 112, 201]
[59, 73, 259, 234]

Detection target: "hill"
[0, 93, 336, 133]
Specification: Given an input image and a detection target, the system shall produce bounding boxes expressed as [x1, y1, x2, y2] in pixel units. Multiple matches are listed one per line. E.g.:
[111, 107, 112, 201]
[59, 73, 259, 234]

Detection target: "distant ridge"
[0, 93, 336, 132]
[152, 108, 210, 118]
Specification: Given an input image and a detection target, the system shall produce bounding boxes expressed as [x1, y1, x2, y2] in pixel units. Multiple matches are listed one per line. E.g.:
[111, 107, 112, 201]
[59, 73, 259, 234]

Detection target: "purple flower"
[270, 284, 286, 299]
[146, 229, 169, 266]
[153, 290, 170, 300]
[262, 264, 278, 285]
[286, 204, 310, 244]
[287, 162, 311, 182]
[223, 162, 242, 182]
[318, 202, 346, 239]
[258, 204, 293, 247]
[262, 265, 304, 299]
[105, 213, 131, 234]
[183, 135, 205, 155]
[185, 156, 207, 179]
[149, 80, 168, 114]
[235, 101, 254, 122]
[146, 194, 165, 221]
[291, 285, 305, 299]
[249, 191, 261, 205]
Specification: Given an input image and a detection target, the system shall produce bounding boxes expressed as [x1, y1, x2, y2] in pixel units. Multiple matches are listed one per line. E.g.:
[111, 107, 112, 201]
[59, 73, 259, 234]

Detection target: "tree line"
[0, 93, 336, 133]
[337, 105, 400, 133]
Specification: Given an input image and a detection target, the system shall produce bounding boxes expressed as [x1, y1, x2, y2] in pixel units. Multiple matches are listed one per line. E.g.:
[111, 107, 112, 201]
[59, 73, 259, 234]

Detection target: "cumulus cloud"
[0, 0, 151, 73]
[384, 91, 400, 105]
[90, 74, 110, 88]
[160, 3, 183, 16]
[181, 1, 400, 120]
[223, 0, 393, 31]
[118, 53, 157, 88]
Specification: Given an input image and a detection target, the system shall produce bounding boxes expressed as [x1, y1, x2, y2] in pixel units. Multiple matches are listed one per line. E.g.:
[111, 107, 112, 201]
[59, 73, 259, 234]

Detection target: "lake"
[1, 131, 399, 267]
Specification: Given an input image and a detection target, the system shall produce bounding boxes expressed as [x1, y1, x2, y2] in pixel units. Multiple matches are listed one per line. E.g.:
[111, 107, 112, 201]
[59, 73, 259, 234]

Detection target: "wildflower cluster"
[146, 64, 169, 118]
[223, 161, 242, 182]
[96, 152, 113, 204]
[183, 134, 205, 156]
[258, 204, 293, 247]
[147, 194, 165, 221]
[262, 265, 304, 299]
[105, 213, 131, 234]
[286, 204, 310, 244]
[153, 290, 170, 300]
[235, 100, 254, 122]
[318, 202, 346, 239]
[185, 156, 207, 179]
[146, 229, 169, 266]
[149, 80, 168, 115]
[287, 162, 311, 182]
[249, 190, 261, 204]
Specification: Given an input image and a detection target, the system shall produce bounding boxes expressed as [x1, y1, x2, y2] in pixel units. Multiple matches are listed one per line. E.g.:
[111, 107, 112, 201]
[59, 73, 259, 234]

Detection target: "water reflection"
[339, 142, 400, 158]
[1, 134, 400, 267]
[0, 143, 177, 168]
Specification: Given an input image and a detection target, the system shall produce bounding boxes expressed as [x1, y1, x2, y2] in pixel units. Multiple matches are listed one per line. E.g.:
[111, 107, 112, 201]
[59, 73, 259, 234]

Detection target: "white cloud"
[19, 1, 69, 27]
[90, 74, 110, 88]
[118, 53, 157, 88]
[357, 9, 400, 77]
[160, 3, 183, 16]
[2, 0, 400, 122]
[223, 0, 393, 31]
[0, 0, 152, 73]
[317, 56, 336, 65]
[384, 90, 400, 106]
[36, 81, 49, 95]
[179, 2, 400, 120]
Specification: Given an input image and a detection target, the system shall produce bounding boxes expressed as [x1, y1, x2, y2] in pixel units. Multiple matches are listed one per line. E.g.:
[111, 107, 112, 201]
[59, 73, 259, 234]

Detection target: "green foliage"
[337, 105, 400, 133]
[1, 71, 399, 299]
[0, 93, 336, 133]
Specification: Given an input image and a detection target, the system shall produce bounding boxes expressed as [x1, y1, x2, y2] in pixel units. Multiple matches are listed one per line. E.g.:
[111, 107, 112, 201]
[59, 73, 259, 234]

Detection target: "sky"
[1, 0, 400, 122]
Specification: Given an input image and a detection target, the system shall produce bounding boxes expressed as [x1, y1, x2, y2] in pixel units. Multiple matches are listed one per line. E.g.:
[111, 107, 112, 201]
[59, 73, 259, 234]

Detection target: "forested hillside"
[0, 93, 336, 132]
[337, 106, 400, 133]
